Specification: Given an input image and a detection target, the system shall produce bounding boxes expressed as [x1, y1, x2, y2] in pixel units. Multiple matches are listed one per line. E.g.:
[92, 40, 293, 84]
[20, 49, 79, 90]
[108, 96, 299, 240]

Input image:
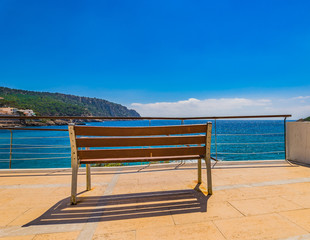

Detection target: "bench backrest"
[69, 123, 212, 163]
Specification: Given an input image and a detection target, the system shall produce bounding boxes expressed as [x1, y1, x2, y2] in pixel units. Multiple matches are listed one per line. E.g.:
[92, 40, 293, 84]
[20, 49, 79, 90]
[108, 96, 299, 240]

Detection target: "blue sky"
[1, 0, 310, 118]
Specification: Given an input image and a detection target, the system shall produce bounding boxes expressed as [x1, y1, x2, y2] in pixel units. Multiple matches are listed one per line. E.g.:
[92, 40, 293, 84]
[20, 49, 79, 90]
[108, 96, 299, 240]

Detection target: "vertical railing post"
[146, 119, 151, 168]
[9, 130, 13, 169]
[284, 117, 287, 161]
[181, 120, 184, 164]
[214, 119, 217, 161]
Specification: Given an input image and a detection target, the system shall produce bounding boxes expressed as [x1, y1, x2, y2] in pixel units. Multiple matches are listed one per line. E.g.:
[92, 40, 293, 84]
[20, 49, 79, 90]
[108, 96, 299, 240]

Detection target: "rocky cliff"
[0, 87, 140, 117]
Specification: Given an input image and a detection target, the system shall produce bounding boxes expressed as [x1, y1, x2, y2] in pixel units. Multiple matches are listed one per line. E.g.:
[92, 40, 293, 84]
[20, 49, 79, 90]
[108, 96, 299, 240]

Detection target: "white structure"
[18, 109, 35, 116]
[286, 122, 310, 165]
[0, 107, 18, 115]
[0, 107, 36, 116]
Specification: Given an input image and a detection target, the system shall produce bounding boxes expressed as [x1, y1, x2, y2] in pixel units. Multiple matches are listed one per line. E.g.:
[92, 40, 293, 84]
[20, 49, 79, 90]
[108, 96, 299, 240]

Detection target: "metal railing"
[0, 114, 291, 169]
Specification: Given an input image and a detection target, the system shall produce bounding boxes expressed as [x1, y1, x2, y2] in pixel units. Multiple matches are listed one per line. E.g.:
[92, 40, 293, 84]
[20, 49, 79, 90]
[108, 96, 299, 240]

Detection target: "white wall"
[287, 122, 310, 164]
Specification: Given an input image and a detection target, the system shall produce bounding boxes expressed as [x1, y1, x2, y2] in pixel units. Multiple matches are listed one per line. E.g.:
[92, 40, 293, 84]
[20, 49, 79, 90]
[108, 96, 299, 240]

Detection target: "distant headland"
[0, 87, 140, 127]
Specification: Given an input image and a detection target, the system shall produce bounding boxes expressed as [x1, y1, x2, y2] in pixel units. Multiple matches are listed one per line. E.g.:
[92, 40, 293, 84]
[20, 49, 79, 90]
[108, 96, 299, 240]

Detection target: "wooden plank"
[74, 124, 206, 136]
[80, 155, 202, 164]
[76, 135, 205, 148]
[78, 146, 205, 160]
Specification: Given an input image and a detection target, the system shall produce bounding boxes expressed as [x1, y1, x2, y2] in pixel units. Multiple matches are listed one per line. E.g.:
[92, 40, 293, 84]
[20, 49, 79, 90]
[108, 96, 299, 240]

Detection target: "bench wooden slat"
[78, 146, 205, 160]
[76, 135, 205, 148]
[74, 124, 206, 136]
[80, 155, 202, 164]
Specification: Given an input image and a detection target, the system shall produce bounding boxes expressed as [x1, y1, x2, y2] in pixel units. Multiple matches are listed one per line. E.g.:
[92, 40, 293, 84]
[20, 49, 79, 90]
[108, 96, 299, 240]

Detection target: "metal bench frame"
[68, 123, 212, 205]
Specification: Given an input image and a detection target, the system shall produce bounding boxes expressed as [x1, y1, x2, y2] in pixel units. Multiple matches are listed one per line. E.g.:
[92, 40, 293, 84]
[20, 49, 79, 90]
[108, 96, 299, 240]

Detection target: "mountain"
[0, 87, 140, 117]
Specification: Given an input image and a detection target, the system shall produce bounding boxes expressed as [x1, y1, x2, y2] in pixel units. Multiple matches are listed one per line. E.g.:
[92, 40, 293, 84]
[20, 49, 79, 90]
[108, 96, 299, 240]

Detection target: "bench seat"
[68, 123, 212, 205]
[80, 155, 204, 164]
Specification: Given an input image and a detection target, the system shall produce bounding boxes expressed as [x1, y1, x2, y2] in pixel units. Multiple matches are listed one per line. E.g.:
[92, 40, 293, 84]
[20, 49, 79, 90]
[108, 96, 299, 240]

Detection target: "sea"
[0, 120, 289, 169]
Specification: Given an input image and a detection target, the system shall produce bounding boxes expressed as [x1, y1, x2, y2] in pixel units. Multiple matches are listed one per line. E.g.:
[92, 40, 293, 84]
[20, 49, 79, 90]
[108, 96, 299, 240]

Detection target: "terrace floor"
[0, 160, 310, 240]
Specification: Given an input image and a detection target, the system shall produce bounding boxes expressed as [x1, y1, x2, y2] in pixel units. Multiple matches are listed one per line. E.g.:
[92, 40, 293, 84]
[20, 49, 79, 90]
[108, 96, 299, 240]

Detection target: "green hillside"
[0, 87, 140, 117]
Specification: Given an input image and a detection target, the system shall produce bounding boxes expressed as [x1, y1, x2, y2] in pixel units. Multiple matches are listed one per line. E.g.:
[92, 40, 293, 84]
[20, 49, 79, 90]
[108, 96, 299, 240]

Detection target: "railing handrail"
[0, 127, 68, 131]
[0, 114, 291, 120]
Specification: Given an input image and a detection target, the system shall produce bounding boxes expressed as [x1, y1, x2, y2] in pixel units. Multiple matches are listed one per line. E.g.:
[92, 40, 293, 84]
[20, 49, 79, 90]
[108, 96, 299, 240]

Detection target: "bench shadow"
[24, 184, 209, 226]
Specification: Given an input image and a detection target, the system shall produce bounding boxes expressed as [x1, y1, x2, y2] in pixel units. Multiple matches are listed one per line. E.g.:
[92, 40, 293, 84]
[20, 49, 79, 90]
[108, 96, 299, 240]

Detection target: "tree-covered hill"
[0, 87, 140, 117]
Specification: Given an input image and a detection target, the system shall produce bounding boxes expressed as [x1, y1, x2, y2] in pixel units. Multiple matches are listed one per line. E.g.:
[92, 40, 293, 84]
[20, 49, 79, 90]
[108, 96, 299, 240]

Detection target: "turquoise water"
[0, 120, 287, 169]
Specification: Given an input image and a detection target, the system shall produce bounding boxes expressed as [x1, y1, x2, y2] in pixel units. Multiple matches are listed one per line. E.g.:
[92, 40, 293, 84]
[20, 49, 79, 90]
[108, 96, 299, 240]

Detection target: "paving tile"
[8, 208, 49, 226]
[1, 188, 62, 208]
[203, 188, 247, 202]
[32, 231, 80, 240]
[135, 184, 164, 193]
[282, 193, 310, 208]
[0, 236, 35, 240]
[112, 177, 139, 194]
[238, 184, 286, 198]
[214, 213, 308, 240]
[172, 201, 243, 224]
[94, 215, 174, 234]
[228, 196, 302, 216]
[0, 194, 15, 208]
[238, 182, 310, 200]
[92, 231, 135, 240]
[213, 175, 250, 186]
[280, 208, 310, 232]
[0, 177, 43, 186]
[276, 182, 310, 195]
[0, 208, 29, 227]
[136, 221, 225, 240]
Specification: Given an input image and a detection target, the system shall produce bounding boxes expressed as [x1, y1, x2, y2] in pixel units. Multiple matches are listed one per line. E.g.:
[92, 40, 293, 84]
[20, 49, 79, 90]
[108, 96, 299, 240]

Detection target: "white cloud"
[131, 98, 272, 117]
[290, 96, 310, 104]
[291, 96, 310, 100]
[130, 97, 310, 119]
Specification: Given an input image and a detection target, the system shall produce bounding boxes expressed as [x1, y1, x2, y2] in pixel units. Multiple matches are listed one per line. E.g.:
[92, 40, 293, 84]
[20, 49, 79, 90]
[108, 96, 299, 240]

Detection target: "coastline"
[0, 119, 92, 128]
[0, 118, 141, 128]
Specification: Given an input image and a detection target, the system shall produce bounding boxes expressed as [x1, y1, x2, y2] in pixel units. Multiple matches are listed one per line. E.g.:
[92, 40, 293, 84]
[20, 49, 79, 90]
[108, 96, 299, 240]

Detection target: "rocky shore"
[0, 119, 88, 127]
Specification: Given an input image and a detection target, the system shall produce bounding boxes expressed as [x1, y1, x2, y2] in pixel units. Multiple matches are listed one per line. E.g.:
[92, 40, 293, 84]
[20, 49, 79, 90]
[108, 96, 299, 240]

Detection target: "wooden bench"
[68, 123, 213, 205]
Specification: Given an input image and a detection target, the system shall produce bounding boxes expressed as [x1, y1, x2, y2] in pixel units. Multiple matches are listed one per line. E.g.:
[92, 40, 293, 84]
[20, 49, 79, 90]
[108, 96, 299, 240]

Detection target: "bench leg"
[71, 163, 78, 205]
[86, 164, 91, 191]
[205, 158, 213, 195]
[198, 158, 202, 184]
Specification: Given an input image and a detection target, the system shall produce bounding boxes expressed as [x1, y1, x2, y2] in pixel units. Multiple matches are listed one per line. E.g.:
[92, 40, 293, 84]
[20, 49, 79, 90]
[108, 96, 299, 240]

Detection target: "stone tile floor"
[0, 160, 310, 240]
